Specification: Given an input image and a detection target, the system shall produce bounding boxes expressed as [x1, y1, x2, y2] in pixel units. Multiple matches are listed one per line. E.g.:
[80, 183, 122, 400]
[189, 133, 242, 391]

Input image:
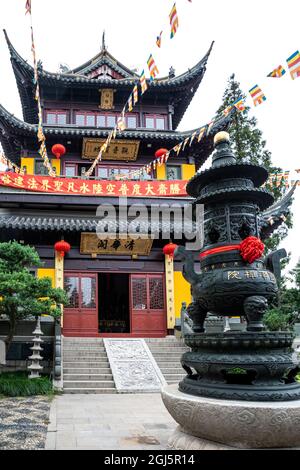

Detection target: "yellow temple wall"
[156, 164, 167, 180]
[37, 268, 55, 288]
[182, 164, 196, 180]
[21, 157, 34, 175]
[174, 271, 192, 319]
[51, 159, 61, 176]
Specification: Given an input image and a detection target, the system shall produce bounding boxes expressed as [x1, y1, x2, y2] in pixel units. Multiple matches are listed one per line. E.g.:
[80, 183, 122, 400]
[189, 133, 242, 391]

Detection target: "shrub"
[0, 372, 53, 397]
[263, 308, 291, 332]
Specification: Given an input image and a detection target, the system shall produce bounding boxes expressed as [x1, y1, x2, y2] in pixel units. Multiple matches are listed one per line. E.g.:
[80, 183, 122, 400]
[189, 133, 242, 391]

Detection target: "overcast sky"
[0, 0, 299, 273]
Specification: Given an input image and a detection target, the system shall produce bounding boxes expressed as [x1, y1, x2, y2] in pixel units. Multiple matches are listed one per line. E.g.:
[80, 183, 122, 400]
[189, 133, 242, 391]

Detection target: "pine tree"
[0, 241, 68, 353]
[217, 74, 292, 251]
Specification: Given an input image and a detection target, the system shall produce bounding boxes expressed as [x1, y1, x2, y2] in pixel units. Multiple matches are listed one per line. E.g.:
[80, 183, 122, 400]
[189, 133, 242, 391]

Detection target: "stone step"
[63, 347, 106, 352]
[153, 362, 181, 368]
[63, 367, 111, 374]
[150, 354, 183, 360]
[64, 373, 113, 381]
[159, 368, 185, 374]
[63, 361, 109, 368]
[63, 338, 104, 342]
[64, 388, 117, 394]
[63, 354, 108, 360]
[64, 380, 115, 389]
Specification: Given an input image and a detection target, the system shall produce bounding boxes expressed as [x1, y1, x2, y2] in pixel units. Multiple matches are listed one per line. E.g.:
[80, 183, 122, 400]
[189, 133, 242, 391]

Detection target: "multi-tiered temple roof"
[0, 31, 234, 167]
[4, 30, 214, 128]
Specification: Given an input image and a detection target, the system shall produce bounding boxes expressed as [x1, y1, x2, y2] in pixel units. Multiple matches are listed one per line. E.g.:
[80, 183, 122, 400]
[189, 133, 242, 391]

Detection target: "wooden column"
[165, 254, 175, 330]
[55, 252, 64, 327]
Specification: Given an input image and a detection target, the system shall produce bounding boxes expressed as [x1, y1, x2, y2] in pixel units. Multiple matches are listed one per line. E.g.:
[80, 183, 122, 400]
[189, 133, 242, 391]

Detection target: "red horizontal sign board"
[0, 172, 188, 198]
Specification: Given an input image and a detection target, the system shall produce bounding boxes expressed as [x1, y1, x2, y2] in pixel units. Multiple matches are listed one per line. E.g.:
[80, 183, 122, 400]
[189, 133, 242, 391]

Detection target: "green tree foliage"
[264, 259, 300, 331]
[0, 241, 68, 352]
[217, 74, 293, 252]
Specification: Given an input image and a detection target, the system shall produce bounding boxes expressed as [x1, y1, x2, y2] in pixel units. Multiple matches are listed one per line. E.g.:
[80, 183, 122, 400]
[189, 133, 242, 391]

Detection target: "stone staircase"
[145, 337, 189, 385]
[62, 338, 116, 394]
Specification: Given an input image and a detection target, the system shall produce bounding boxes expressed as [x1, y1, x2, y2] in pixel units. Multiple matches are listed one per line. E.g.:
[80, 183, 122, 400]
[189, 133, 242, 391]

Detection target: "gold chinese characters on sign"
[80, 233, 153, 256]
[82, 139, 140, 161]
[99, 89, 115, 110]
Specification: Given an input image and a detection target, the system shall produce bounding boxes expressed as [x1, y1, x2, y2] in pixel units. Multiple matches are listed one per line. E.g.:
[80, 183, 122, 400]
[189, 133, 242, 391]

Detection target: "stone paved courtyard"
[0, 396, 51, 450]
[46, 393, 178, 450]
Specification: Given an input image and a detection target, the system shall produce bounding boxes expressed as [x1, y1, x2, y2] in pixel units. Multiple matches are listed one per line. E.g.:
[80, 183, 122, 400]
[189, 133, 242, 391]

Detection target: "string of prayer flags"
[147, 54, 159, 81]
[169, 3, 179, 39]
[85, 148, 103, 178]
[133, 85, 139, 105]
[249, 85, 266, 106]
[286, 51, 300, 80]
[0, 152, 24, 175]
[156, 31, 163, 48]
[25, 0, 31, 15]
[26, 1, 55, 178]
[140, 70, 148, 94]
[267, 65, 286, 78]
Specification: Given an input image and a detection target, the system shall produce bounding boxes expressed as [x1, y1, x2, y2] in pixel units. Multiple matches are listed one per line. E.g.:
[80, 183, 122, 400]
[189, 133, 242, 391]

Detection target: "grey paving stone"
[46, 393, 178, 450]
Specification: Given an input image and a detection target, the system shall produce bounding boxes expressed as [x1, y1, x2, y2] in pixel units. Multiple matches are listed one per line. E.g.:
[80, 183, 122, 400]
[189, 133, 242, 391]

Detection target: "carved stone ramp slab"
[103, 339, 167, 393]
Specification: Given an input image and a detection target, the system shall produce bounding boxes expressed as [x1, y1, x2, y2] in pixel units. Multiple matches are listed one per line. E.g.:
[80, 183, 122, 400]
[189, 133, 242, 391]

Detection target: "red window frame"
[45, 110, 68, 125]
[74, 111, 98, 127]
[144, 114, 167, 130]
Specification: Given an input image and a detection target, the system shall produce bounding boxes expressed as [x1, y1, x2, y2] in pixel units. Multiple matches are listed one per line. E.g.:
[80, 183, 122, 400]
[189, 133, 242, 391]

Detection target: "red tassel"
[240, 236, 265, 264]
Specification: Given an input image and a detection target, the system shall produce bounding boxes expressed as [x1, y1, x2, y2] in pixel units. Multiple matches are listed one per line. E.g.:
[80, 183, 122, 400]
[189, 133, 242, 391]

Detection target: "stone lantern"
[28, 317, 44, 379]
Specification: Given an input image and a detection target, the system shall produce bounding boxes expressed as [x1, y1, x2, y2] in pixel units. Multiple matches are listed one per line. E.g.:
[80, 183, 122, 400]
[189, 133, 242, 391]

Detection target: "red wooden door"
[63, 273, 98, 337]
[131, 274, 166, 337]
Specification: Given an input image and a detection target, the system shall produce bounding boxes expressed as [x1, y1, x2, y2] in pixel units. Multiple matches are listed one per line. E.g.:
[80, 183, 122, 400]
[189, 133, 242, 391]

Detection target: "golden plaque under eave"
[80, 233, 153, 256]
[82, 138, 140, 161]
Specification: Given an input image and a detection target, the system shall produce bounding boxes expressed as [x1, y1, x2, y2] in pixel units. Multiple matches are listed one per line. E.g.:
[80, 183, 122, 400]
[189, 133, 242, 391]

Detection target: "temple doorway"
[63, 272, 167, 337]
[98, 273, 130, 334]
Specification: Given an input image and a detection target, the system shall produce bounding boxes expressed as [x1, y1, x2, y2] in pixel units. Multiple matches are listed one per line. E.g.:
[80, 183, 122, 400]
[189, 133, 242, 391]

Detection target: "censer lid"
[187, 132, 270, 199]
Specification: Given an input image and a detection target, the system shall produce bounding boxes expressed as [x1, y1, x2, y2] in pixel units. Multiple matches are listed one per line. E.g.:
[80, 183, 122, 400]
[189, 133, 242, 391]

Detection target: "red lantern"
[54, 240, 71, 258]
[51, 144, 66, 159]
[155, 148, 168, 159]
[163, 242, 178, 259]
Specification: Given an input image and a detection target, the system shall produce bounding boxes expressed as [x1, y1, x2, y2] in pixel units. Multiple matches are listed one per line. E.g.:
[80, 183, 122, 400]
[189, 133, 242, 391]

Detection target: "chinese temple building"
[0, 31, 234, 343]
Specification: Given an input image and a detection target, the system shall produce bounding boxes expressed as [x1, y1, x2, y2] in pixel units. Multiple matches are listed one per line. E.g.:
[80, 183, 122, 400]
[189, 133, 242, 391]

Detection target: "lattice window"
[132, 278, 147, 310]
[149, 277, 164, 310]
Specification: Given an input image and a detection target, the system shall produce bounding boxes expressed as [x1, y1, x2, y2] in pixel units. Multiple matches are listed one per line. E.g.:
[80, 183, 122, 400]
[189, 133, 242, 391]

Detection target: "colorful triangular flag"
[147, 54, 159, 81]
[197, 126, 207, 143]
[156, 31, 163, 48]
[140, 70, 148, 94]
[267, 65, 286, 78]
[232, 97, 246, 112]
[25, 0, 31, 15]
[169, 3, 179, 39]
[249, 85, 266, 106]
[127, 95, 133, 112]
[133, 85, 139, 105]
[287, 51, 300, 80]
